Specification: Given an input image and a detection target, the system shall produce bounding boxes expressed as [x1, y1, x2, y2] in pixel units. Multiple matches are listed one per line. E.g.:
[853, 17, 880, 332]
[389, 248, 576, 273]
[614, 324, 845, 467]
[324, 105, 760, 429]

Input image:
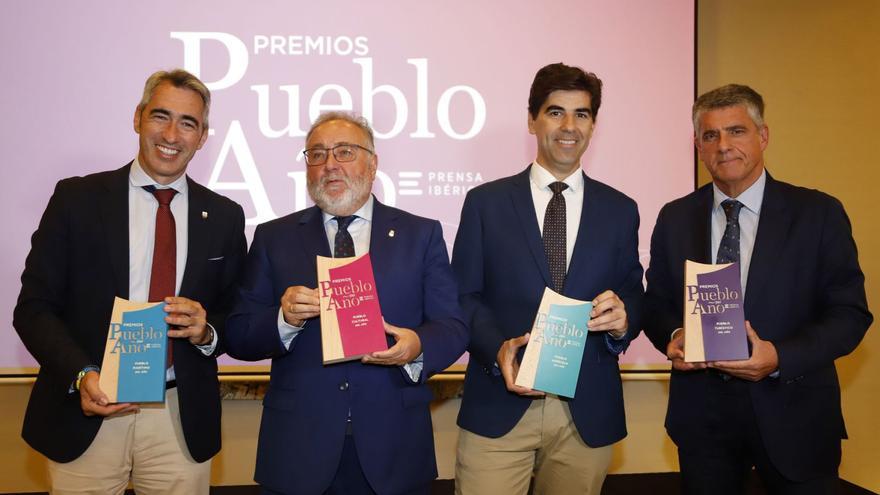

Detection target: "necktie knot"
[721, 199, 743, 221]
[549, 181, 568, 196]
[334, 215, 356, 232]
[144, 186, 177, 206]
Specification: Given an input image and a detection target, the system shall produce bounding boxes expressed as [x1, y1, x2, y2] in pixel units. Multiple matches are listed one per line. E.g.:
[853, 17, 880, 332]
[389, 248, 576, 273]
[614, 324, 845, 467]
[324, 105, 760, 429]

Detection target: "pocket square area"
[207, 256, 225, 261]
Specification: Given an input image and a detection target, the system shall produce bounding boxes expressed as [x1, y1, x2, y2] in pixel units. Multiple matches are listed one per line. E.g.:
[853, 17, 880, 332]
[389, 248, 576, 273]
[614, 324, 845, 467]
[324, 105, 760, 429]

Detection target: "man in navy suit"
[226, 111, 468, 495]
[14, 69, 247, 494]
[643, 84, 872, 494]
[451, 63, 644, 495]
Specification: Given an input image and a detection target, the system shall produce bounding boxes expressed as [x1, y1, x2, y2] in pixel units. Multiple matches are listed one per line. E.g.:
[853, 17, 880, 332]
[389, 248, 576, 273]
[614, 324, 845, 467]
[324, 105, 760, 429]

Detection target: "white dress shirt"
[529, 162, 584, 270]
[711, 169, 766, 294]
[128, 159, 217, 381]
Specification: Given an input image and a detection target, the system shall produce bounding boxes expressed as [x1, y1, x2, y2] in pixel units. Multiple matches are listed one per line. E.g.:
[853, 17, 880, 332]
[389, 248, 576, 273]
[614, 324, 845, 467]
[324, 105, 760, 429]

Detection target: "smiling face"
[306, 119, 377, 216]
[528, 90, 595, 180]
[133, 81, 208, 185]
[695, 104, 769, 198]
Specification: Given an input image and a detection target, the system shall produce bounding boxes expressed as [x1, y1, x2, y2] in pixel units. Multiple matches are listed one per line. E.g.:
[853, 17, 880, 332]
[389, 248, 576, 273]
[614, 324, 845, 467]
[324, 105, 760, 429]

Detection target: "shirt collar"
[129, 158, 189, 194]
[529, 161, 584, 193]
[712, 168, 766, 215]
[322, 195, 375, 225]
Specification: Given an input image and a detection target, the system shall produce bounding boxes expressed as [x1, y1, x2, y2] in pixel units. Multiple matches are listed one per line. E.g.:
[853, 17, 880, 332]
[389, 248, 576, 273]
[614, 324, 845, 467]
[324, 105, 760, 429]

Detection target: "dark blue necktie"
[716, 199, 743, 264]
[333, 216, 356, 258]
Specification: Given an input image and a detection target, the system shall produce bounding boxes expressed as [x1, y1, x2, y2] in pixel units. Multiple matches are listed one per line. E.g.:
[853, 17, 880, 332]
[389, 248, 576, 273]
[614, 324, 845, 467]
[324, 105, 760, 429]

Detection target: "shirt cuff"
[278, 308, 304, 350]
[195, 323, 219, 356]
[402, 353, 425, 382]
[604, 332, 629, 355]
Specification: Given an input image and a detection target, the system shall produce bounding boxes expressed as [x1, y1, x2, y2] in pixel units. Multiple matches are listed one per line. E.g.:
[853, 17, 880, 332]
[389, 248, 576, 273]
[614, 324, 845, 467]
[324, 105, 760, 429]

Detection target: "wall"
[1, 0, 878, 492]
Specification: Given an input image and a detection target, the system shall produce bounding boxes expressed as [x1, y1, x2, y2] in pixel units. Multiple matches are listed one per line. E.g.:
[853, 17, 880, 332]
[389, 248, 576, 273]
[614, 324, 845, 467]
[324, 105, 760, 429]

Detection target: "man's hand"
[281, 286, 320, 327]
[79, 371, 139, 417]
[164, 296, 212, 345]
[362, 321, 421, 366]
[588, 290, 628, 338]
[709, 321, 778, 381]
[666, 328, 708, 371]
[497, 333, 544, 397]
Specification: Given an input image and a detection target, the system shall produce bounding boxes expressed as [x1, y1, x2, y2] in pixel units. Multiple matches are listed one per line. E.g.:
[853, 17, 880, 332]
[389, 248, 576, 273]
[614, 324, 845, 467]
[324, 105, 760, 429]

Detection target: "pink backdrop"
[1, 0, 695, 371]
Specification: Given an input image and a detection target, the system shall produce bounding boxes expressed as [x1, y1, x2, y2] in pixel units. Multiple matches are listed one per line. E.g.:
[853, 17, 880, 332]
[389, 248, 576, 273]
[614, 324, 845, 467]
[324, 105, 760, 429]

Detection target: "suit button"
[338, 382, 349, 391]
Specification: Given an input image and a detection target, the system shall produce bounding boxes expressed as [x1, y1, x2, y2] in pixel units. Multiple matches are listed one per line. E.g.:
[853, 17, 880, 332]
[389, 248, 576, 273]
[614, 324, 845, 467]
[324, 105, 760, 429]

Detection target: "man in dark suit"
[13, 69, 246, 494]
[451, 63, 644, 495]
[643, 84, 872, 494]
[225, 111, 468, 495]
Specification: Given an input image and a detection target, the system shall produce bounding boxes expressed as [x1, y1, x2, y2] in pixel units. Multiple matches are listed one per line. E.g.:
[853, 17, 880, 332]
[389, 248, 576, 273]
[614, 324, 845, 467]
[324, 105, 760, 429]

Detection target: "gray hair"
[306, 111, 375, 149]
[138, 69, 211, 129]
[692, 84, 764, 133]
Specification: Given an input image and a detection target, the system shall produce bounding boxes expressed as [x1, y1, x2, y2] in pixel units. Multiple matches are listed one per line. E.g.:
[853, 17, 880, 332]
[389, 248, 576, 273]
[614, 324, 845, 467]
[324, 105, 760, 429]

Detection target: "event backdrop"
[1, 0, 695, 372]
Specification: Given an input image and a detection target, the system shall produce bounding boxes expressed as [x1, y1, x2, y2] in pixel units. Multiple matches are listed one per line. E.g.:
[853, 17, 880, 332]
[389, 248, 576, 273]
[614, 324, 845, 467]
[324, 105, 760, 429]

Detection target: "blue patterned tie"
[716, 199, 743, 264]
[543, 182, 569, 292]
[333, 216, 356, 258]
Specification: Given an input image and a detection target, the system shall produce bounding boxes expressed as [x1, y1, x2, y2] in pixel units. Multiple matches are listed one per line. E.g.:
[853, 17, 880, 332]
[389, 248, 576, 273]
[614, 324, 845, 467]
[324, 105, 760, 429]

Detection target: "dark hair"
[528, 63, 603, 120]
[693, 84, 765, 132]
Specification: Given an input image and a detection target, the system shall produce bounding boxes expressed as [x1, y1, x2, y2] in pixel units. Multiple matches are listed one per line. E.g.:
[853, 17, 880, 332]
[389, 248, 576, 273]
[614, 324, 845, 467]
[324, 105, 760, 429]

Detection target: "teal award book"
[515, 288, 592, 398]
[98, 297, 168, 403]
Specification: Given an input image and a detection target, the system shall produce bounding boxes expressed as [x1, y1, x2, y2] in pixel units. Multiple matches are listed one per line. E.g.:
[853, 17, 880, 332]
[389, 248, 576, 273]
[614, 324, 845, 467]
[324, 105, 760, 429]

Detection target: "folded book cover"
[99, 297, 168, 403]
[317, 253, 388, 364]
[515, 287, 591, 398]
[683, 260, 749, 362]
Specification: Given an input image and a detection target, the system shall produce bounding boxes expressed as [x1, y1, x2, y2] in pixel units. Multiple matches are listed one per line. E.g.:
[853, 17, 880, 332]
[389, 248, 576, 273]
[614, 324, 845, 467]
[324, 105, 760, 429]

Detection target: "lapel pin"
[202, 211, 208, 219]
[388, 229, 395, 238]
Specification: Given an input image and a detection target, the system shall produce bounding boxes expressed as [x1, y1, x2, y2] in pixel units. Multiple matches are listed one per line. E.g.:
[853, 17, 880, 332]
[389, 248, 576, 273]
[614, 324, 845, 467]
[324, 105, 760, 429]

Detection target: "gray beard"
[308, 173, 373, 216]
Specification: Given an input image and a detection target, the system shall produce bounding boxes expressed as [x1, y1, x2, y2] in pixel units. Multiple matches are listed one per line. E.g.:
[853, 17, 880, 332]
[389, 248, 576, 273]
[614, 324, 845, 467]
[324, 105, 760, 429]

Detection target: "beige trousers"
[455, 394, 612, 495]
[48, 387, 211, 495]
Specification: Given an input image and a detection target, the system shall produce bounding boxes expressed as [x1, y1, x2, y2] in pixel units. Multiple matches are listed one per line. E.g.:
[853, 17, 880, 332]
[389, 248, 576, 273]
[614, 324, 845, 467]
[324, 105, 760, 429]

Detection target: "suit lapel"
[509, 167, 553, 289]
[299, 206, 332, 260]
[744, 175, 789, 313]
[566, 174, 600, 294]
[369, 199, 399, 284]
[180, 178, 209, 297]
[98, 164, 131, 298]
[694, 185, 713, 263]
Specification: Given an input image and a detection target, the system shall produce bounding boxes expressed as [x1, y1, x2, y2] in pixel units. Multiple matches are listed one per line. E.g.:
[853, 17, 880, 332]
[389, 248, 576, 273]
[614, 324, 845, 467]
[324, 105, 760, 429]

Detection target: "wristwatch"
[75, 365, 101, 391]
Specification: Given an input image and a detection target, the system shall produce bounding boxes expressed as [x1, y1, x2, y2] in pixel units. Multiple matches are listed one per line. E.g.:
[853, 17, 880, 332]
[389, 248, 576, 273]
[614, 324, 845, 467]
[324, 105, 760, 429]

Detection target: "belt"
[165, 380, 177, 390]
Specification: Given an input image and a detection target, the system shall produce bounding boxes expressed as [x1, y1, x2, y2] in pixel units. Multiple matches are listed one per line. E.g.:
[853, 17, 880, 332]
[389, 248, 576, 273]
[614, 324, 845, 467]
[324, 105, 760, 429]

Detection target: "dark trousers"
[261, 431, 431, 495]
[678, 373, 840, 495]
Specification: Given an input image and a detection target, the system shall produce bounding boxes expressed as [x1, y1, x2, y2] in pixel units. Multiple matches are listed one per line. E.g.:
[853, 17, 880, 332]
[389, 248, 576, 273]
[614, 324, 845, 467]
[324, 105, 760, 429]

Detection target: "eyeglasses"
[302, 144, 373, 166]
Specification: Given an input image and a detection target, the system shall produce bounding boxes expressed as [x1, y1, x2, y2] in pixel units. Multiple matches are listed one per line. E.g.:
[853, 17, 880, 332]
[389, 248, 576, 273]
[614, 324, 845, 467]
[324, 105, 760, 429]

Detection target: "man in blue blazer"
[226, 112, 468, 495]
[643, 84, 872, 494]
[452, 63, 644, 495]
